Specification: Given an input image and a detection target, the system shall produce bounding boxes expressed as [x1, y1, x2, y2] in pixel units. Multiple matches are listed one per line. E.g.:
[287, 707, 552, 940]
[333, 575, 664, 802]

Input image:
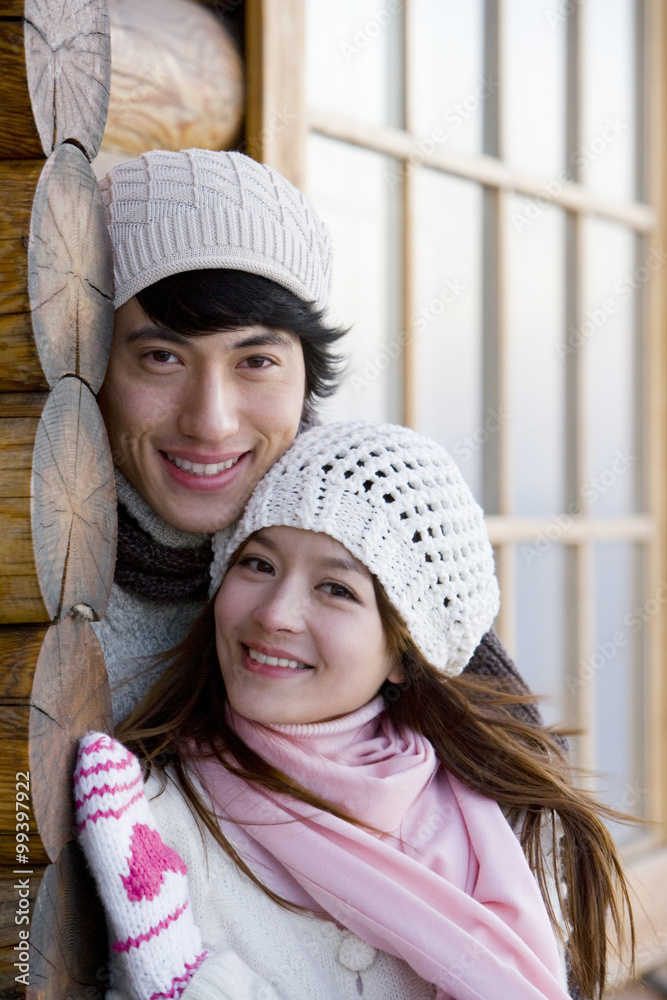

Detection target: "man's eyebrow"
[124, 326, 293, 351]
[125, 325, 191, 345]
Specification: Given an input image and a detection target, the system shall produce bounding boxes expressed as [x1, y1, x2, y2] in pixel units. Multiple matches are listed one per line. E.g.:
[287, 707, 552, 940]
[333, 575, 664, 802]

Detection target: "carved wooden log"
[102, 0, 243, 156]
[0, 385, 116, 625]
[0, 863, 48, 999]
[0, 0, 110, 161]
[30, 616, 112, 863]
[28, 843, 108, 1000]
[28, 143, 114, 393]
[31, 378, 117, 622]
[0, 150, 114, 394]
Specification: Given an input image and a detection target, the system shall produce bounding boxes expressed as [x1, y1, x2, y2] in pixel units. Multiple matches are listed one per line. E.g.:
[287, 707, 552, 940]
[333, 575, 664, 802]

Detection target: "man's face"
[99, 297, 307, 533]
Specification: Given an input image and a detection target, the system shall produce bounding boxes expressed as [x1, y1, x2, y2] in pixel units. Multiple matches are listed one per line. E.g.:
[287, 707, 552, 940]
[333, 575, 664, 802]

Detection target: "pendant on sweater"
[336, 931, 376, 994]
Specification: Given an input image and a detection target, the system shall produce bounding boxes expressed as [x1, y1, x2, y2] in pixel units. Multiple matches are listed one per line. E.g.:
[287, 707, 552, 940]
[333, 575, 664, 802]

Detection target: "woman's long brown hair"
[118, 587, 635, 1000]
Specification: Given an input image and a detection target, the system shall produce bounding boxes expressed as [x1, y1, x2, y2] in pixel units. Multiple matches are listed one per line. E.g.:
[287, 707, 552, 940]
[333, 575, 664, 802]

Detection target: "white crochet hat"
[210, 421, 499, 676]
[100, 148, 333, 310]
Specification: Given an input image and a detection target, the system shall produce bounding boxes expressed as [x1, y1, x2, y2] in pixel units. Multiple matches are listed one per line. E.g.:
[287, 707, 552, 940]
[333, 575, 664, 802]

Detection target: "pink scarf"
[191, 698, 570, 1000]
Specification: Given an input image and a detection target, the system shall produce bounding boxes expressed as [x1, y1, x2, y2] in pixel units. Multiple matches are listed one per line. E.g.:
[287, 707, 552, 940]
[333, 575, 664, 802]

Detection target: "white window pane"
[585, 219, 637, 516]
[503, 0, 566, 177]
[410, 0, 485, 156]
[306, 0, 401, 127]
[593, 543, 646, 845]
[515, 544, 566, 727]
[412, 170, 483, 500]
[306, 134, 402, 424]
[581, 0, 636, 198]
[507, 198, 566, 515]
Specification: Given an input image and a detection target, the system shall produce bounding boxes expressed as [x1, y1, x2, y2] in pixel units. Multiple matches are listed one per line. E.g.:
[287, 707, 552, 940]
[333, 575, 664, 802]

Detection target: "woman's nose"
[251, 583, 306, 634]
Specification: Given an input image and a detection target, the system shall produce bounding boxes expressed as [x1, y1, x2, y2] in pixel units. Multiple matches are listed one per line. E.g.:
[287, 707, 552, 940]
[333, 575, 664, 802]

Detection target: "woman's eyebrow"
[319, 556, 370, 577]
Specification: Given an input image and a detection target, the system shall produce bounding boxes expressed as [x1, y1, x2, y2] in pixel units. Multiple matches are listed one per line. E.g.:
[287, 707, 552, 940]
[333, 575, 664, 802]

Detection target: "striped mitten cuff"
[74, 731, 208, 1000]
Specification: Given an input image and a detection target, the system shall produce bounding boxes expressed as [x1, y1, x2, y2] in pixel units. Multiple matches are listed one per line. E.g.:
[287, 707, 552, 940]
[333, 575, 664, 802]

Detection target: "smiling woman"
[215, 526, 403, 725]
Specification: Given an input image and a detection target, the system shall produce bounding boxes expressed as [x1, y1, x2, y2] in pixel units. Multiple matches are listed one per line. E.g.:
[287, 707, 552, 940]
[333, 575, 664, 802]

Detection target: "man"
[94, 147, 538, 728]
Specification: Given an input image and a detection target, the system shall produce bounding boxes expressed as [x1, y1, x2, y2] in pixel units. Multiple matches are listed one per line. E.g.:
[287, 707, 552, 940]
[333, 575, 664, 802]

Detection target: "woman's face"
[214, 526, 404, 726]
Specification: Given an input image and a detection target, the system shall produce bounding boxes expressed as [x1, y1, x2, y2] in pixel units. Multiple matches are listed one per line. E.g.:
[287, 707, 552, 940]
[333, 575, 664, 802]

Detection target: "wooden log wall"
[0, 2, 115, 997]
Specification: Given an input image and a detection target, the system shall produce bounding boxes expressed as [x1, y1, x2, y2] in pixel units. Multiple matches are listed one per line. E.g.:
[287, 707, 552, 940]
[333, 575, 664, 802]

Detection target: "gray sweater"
[91, 472, 213, 724]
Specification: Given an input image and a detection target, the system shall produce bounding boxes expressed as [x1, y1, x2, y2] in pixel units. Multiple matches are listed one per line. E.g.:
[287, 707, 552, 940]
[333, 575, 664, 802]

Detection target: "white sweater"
[108, 772, 438, 1000]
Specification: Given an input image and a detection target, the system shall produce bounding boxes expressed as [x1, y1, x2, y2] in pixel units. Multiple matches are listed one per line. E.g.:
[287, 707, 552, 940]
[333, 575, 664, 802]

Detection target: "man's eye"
[147, 350, 179, 364]
[240, 356, 273, 369]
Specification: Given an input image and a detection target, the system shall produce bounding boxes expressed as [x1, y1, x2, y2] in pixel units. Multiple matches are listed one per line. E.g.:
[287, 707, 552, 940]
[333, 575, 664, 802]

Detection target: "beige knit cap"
[100, 149, 333, 311]
[210, 421, 500, 677]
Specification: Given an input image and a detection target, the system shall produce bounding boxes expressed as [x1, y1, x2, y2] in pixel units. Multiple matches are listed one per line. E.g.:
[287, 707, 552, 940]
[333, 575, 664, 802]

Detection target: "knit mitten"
[74, 731, 209, 1000]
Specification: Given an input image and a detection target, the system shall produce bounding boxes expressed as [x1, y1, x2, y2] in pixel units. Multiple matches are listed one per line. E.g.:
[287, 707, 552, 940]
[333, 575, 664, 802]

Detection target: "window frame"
[245, 0, 667, 978]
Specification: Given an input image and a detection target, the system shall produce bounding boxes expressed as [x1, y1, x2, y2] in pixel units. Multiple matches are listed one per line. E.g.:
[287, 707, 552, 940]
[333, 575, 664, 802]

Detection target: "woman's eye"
[239, 555, 274, 574]
[321, 582, 357, 601]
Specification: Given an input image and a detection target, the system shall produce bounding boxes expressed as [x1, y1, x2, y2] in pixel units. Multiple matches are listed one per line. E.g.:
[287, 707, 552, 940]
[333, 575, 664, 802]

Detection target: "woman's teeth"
[167, 453, 240, 476]
[248, 647, 308, 670]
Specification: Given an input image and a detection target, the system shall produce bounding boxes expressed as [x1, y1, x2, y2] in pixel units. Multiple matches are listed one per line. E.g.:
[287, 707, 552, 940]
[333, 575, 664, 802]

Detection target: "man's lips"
[159, 449, 250, 490]
[166, 452, 241, 476]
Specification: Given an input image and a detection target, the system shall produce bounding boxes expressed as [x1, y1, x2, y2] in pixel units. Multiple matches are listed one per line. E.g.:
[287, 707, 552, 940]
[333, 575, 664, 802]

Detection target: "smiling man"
[93, 148, 345, 721]
[94, 147, 541, 731]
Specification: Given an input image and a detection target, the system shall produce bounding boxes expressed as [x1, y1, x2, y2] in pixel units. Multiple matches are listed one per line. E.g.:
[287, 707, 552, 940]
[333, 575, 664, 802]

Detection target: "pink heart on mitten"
[121, 822, 188, 902]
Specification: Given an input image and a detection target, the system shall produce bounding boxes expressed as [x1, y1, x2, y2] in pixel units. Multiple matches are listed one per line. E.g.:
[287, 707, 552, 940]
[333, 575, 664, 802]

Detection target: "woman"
[75, 421, 633, 1000]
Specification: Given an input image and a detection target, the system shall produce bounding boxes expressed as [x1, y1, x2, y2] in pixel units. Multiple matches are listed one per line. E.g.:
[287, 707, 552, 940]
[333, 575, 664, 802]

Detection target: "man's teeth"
[248, 647, 307, 670]
[167, 453, 240, 476]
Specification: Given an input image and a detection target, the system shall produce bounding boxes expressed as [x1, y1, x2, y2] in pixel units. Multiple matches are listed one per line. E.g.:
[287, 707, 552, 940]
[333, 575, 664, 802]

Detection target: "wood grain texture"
[0, 623, 48, 701]
[29, 617, 112, 863]
[0, 863, 48, 1000]
[0, 705, 48, 865]
[102, 0, 243, 156]
[0, 159, 44, 318]
[28, 843, 108, 1000]
[0, 395, 49, 625]
[22, 0, 111, 160]
[28, 143, 114, 392]
[31, 378, 116, 621]
[0, 19, 44, 158]
[0, 314, 48, 392]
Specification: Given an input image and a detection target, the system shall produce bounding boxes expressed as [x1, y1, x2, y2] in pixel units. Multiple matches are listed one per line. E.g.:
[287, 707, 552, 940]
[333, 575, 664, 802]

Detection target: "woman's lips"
[241, 644, 313, 677]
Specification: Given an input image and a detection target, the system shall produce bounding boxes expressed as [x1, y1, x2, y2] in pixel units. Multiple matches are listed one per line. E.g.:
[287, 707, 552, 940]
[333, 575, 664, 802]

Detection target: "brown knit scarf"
[114, 502, 213, 601]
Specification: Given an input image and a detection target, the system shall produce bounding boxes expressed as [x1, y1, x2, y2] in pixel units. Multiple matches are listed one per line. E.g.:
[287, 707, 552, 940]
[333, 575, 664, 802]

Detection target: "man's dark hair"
[136, 269, 347, 416]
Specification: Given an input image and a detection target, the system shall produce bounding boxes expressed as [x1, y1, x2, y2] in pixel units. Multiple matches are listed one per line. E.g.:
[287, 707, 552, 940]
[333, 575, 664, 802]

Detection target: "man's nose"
[177, 373, 240, 444]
